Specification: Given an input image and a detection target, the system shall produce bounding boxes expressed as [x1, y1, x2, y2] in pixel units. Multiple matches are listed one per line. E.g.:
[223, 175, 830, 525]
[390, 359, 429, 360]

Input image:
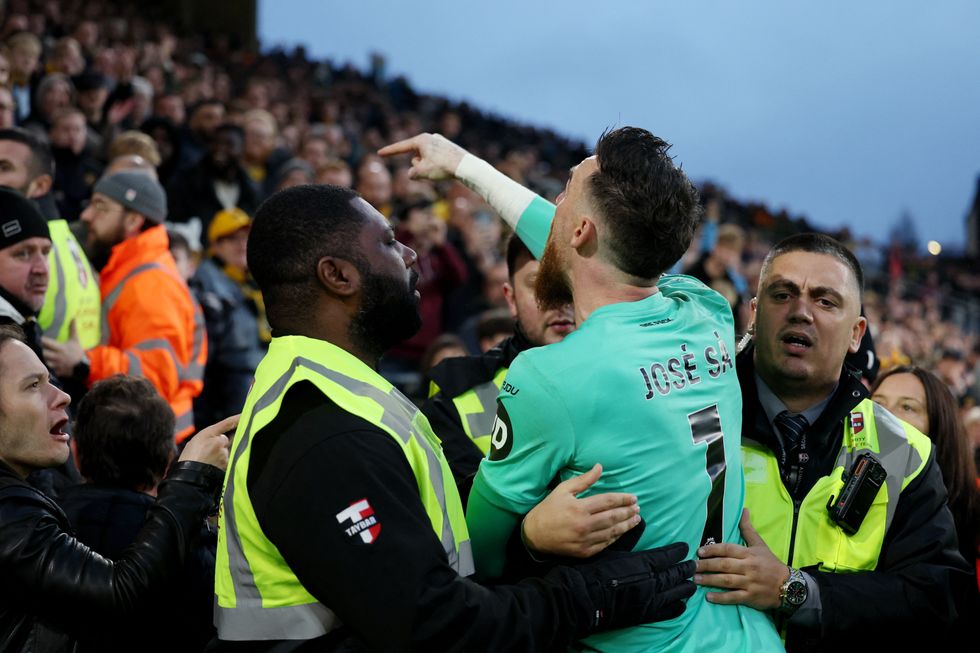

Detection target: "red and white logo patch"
[850, 411, 864, 434]
[335, 498, 381, 544]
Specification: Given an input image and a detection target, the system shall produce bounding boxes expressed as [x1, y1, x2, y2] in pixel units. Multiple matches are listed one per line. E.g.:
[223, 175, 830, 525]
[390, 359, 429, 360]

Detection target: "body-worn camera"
[827, 453, 887, 535]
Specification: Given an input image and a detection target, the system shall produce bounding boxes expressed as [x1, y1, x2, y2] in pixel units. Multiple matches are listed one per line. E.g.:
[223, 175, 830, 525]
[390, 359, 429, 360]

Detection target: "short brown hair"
[588, 126, 702, 279]
[5, 32, 41, 57]
[49, 106, 84, 127]
[716, 223, 745, 250]
[108, 131, 162, 166]
[73, 375, 176, 489]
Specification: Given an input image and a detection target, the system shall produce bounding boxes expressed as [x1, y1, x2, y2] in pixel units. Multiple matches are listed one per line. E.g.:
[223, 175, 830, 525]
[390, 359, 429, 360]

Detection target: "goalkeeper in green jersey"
[381, 129, 783, 653]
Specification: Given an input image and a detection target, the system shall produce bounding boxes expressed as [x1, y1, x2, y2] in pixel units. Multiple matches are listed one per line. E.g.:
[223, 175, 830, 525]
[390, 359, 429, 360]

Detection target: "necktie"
[775, 410, 809, 449]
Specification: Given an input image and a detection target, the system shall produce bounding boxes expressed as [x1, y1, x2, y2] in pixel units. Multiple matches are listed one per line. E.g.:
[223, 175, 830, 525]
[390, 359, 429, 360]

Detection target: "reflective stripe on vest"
[216, 337, 473, 641]
[174, 408, 194, 436]
[39, 220, 101, 348]
[101, 262, 158, 346]
[46, 239, 67, 333]
[743, 397, 930, 572]
[452, 367, 508, 454]
[101, 262, 206, 386]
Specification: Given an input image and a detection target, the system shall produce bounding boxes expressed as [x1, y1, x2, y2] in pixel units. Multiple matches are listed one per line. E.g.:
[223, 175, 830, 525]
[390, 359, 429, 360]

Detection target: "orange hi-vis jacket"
[88, 225, 207, 442]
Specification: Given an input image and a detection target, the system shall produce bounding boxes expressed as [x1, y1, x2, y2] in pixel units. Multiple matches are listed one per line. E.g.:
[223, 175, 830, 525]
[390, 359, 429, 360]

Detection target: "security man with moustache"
[0, 128, 100, 354]
[695, 233, 970, 651]
[0, 187, 52, 359]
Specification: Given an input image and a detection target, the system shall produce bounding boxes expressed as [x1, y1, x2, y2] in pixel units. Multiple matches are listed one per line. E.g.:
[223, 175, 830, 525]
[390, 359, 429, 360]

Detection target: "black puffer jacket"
[0, 459, 223, 653]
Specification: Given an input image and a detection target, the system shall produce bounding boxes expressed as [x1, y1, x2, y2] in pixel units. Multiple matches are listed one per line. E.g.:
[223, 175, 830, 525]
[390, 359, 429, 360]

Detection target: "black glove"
[566, 541, 696, 635]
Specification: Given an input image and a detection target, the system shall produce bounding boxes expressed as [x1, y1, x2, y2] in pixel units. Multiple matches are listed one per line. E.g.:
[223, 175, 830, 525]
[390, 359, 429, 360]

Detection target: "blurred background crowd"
[2, 0, 978, 459]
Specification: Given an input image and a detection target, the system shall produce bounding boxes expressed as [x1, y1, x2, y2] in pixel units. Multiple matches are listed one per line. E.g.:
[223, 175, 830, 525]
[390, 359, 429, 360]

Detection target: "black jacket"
[215, 381, 618, 652]
[57, 484, 219, 653]
[190, 258, 264, 427]
[51, 146, 103, 222]
[736, 346, 970, 652]
[166, 160, 259, 243]
[0, 460, 223, 653]
[421, 330, 530, 497]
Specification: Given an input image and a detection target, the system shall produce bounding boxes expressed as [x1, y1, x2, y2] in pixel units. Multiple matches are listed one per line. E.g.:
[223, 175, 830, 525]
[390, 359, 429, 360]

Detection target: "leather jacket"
[0, 459, 224, 653]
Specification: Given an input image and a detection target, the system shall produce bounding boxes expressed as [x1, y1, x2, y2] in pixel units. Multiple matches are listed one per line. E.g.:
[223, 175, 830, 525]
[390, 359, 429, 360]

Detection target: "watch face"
[785, 579, 807, 606]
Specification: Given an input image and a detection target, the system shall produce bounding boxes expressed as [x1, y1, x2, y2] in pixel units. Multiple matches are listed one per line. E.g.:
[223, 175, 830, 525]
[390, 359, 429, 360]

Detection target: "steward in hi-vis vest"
[42, 172, 206, 442]
[693, 233, 968, 653]
[422, 330, 524, 495]
[735, 347, 968, 652]
[38, 218, 100, 349]
[215, 335, 473, 639]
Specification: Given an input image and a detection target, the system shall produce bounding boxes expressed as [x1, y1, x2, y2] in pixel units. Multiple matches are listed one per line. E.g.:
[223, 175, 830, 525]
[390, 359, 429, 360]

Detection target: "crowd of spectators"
[1, 0, 976, 405]
[2, 0, 977, 475]
[0, 0, 977, 650]
[0, 0, 975, 385]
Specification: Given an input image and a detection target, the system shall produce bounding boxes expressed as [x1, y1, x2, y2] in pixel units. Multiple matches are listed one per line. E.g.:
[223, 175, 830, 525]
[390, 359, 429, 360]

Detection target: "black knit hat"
[0, 187, 50, 250]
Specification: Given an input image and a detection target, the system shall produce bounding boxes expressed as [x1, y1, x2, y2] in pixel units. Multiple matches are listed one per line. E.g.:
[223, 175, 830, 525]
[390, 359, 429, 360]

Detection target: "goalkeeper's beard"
[534, 235, 574, 312]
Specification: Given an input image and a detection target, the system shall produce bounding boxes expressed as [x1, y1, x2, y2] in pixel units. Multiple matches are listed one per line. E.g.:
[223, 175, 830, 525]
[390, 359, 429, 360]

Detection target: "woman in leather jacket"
[0, 323, 234, 653]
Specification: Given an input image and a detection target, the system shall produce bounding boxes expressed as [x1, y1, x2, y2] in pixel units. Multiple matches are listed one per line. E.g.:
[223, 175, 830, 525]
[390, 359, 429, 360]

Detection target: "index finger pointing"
[378, 135, 427, 157]
[200, 414, 240, 438]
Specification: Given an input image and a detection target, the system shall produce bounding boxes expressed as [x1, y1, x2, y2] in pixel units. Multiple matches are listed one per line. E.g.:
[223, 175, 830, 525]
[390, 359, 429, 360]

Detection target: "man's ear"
[848, 315, 868, 354]
[26, 174, 52, 199]
[123, 211, 146, 237]
[569, 216, 598, 255]
[502, 281, 518, 319]
[316, 256, 360, 297]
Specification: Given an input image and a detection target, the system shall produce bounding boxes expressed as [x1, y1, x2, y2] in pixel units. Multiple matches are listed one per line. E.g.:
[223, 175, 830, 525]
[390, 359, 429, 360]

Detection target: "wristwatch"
[779, 566, 808, 613]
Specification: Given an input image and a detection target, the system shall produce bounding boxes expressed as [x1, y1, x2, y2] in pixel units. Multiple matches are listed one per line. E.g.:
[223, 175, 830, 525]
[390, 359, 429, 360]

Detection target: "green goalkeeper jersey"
[466, 196, 782, 652]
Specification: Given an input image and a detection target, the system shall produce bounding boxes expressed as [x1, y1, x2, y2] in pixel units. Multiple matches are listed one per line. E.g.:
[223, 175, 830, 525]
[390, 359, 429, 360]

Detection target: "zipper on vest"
[787, 498, 802, 566]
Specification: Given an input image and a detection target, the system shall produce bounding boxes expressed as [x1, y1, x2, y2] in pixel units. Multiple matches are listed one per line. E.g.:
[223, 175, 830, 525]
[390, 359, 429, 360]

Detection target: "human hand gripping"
[377, 133, 468, 181]
[570, 541, 696, 634]
[523, 463, 641, 558]
[40, 321, 85, 378]
[694, 508, 789, 610]
[178, 414, 239, 471]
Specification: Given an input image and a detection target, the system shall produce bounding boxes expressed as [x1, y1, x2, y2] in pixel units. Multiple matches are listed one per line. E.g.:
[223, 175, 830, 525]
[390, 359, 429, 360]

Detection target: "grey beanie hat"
[93, 171, 168, 222]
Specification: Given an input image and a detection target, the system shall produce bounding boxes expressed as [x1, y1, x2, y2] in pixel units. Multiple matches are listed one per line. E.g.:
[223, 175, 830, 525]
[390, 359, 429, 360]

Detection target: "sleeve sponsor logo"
[66, 238, 90, 288]
[488, 403, 514, 461]
[335, 498, 381, 544]
[850, 411, 864, 434]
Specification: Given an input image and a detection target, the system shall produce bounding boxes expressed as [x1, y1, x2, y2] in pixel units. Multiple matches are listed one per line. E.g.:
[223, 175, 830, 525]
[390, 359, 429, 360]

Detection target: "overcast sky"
[260, 1, 980, 249]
